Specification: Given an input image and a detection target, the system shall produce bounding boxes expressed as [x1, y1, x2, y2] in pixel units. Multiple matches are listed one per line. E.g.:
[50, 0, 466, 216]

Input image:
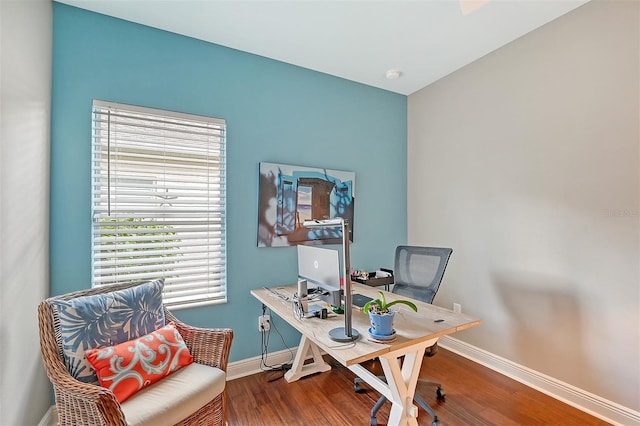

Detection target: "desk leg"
[378, 339, 437, 426]
[284, 334, 331, 383]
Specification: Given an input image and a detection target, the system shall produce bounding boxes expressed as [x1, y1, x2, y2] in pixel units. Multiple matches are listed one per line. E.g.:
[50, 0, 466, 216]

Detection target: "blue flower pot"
[368, 310, 396, 336]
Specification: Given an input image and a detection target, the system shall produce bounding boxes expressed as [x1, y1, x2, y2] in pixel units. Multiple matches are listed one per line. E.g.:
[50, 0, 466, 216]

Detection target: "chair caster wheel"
[436, 387, 445, 400]
[354, 383, 363, 393]
[370, 417, 377, 426]
[432, 415, 440, 425]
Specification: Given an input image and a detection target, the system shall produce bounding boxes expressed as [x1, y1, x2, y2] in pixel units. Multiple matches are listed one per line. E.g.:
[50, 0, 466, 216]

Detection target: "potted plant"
[363, 291, 418, 338]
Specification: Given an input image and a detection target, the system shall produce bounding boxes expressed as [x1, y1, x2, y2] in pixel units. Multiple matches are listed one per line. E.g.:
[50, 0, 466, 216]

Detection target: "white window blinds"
[91, 100, 227, 309]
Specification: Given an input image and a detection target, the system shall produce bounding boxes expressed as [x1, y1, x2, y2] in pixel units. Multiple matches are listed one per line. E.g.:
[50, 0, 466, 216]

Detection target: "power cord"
[259, 304, 294, 380]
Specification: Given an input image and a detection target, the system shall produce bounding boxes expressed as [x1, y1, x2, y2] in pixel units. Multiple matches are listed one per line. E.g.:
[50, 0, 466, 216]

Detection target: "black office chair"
[354, 245, 453, 426]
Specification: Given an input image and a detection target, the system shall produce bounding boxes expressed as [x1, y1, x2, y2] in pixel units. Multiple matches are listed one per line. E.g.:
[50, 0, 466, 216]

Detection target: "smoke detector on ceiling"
[385, 69, 402, 80]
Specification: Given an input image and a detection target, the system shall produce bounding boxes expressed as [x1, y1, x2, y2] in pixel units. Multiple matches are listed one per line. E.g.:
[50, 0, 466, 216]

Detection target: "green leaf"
[363, 290, 418, 313]
[386, 299, 418, 312]
[378, 291, 387, 309]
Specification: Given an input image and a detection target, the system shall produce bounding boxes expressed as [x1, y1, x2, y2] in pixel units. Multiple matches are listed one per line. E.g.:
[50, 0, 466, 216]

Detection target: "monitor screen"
[297, 245, 341, 305]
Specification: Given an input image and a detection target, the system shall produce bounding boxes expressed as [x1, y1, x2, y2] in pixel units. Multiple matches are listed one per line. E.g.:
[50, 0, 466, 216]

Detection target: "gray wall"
[0, 0, 52, 424]
[408, 0, 639, 412]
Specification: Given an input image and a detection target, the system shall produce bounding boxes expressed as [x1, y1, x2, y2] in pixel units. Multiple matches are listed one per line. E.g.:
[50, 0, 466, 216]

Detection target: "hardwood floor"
[226, 348, 610, 425]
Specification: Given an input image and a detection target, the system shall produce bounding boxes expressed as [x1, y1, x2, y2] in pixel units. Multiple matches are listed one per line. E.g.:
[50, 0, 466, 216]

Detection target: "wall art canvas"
[258, 162, 355, 247]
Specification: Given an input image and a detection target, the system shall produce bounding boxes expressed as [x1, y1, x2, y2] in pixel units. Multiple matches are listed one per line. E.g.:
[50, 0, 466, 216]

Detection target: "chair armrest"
[43, 356, 125, 425]
[165, 310, 234, 371]
[38, 301, 127, 425]
[51, 380, 126, 426]
[42, 343, 125, 425]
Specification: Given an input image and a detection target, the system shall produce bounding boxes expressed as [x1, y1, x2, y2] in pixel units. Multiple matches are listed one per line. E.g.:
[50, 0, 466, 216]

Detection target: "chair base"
[354, 377, 445, 426]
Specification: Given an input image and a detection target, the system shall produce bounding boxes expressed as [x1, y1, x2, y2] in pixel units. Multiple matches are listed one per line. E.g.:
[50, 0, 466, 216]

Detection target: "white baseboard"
[439, 336, 640, 426]
[227, 347, 299, 381]
[38, 406, 56, 426]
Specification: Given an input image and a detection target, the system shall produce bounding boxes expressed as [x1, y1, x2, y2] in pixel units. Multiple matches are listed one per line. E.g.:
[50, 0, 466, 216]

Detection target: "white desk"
[251, 283, 481, 426]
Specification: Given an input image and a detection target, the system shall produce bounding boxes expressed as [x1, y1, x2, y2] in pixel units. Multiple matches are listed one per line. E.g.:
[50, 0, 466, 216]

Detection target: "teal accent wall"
[51, 3, 407, 362]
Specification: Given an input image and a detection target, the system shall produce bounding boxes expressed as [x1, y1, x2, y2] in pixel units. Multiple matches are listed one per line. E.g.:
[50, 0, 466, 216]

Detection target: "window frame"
[90, 100, 227, 309]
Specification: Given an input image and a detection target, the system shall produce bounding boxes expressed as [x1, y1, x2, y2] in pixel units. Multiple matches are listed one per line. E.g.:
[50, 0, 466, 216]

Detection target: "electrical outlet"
[258, 315, 270, 332]
[453, 303, 462, 314]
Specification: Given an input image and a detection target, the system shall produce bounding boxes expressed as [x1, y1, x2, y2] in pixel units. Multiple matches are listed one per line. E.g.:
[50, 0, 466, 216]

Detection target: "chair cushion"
[51, 279, 165, 384]
[120, 362, 226, 426]
[85, 322, 194, 402]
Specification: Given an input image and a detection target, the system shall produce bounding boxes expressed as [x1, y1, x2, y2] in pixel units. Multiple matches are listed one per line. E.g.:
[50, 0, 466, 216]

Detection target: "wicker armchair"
[38, 281, 233, 426]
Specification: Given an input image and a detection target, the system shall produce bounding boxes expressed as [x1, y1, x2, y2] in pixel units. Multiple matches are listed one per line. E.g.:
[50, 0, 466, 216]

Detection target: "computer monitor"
[297, 244, 342, 306]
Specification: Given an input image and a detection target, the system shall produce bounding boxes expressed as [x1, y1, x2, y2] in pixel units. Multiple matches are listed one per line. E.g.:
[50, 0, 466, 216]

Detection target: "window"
[91, 100, 226, 309]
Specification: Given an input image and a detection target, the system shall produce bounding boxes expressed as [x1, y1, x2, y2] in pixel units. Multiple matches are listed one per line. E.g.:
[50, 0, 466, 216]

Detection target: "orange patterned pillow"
[85, 322, 194, 402]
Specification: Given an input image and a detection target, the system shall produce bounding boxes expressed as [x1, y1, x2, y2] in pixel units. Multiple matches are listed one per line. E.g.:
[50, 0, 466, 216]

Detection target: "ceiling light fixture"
[385, 69, 402, 80]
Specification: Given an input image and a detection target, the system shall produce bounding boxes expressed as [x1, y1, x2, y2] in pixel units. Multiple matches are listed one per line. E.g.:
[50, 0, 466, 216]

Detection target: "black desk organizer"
[350, 268, 394, 288]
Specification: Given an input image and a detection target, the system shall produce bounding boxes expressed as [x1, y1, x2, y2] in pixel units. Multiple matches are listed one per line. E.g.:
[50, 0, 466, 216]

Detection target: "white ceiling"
[55, 0, 590, 95]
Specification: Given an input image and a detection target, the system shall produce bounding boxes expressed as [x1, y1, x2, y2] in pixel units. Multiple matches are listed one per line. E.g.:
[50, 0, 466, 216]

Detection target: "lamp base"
[328, 327, 360, 342]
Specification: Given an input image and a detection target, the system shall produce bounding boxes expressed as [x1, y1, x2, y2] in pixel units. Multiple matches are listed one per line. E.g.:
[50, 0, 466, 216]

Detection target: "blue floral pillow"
[51, 279, 165, 385]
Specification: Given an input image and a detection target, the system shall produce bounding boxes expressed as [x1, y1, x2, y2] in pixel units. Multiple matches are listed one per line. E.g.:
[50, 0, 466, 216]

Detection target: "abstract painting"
[258, 162, 355, 247]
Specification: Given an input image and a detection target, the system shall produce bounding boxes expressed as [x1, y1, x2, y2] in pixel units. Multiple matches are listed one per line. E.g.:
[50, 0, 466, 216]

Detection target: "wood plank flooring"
[226, 347, 610, 425]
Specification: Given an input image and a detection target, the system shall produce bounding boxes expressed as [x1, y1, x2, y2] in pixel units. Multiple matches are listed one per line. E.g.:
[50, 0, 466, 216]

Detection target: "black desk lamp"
[303, 218, 359, 342]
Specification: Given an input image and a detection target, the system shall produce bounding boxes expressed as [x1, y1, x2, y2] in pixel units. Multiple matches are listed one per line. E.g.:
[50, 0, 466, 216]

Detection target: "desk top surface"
[251, 283, 481, 366]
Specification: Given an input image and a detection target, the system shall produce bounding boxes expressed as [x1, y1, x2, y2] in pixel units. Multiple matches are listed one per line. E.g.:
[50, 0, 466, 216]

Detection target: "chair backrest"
[392, 246, 453, 304]
[38, 280, 167, 385]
